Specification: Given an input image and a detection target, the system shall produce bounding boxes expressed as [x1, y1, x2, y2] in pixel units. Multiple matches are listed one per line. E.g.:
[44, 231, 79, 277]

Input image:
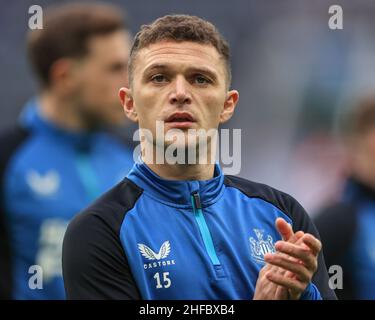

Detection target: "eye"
[194, 75, 210, 84]
[151, 74, 167, 83]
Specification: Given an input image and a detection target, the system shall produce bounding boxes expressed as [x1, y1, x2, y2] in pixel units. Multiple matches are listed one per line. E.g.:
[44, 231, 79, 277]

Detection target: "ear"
[220, 90, 239, 124]
[49, 58, 77, 94]
[119, 87, 138, 123]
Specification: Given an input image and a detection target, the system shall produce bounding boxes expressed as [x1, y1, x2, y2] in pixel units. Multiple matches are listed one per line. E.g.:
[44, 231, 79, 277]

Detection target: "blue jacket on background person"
[315, 177, 375, 300]
[0, 99, 134, 299]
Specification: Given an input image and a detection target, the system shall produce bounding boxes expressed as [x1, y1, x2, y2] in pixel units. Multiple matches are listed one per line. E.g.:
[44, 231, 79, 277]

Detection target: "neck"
[141, 140, 216, 180]
[39, 91, 87, 132]
[146, 162, 215, 181]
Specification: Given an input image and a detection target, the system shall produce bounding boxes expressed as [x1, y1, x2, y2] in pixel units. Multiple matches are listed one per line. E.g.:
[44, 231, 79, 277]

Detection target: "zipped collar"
[19, 98, 98, 151]
[126, 161, 225, 209]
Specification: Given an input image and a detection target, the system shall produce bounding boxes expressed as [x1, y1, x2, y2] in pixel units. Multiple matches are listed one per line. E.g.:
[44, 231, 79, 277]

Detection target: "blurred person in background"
[0, 3, 134, 299]
[315, 96, 375, 299]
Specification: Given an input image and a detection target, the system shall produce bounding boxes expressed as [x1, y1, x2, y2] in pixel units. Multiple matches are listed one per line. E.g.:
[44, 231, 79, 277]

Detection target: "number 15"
[153, 272, 171, 289]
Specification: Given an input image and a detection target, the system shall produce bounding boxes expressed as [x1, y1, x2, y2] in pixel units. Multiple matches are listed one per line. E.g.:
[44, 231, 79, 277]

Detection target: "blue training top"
[0, 99, 134, 299]
[62, 160, 336, 300]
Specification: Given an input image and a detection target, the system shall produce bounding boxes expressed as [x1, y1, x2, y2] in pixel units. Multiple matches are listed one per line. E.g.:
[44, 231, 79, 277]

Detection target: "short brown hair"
[27, 3, 129, 87]
[128, 14, 231, 86]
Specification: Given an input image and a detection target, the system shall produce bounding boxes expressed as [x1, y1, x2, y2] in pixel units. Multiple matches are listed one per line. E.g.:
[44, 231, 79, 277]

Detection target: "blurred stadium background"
[1, 0, 375, 215]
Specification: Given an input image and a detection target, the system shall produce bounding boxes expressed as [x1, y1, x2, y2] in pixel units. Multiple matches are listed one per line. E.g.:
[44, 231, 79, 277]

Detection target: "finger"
[263, 252, 302, 278]
[260, 262, 281, 277]
[265, 251, 299, 264]
[258, 263, 271, 277]
[287, 230, 304, 246]
[264, 253, 311, 283]
[262, 258, 287, 277]
[265, 252, 298, 280]
[266, 272, 306, 294]
[275, 220, 305, 245]
[274, 241, 317, 272]
[294, 231, 305, 241]
[275, 218, 294, 241]
[301, 234, 322, 257]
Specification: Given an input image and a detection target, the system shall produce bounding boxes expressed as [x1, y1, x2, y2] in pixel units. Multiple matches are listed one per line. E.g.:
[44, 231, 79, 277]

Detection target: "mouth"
[164, 112, 196, 129]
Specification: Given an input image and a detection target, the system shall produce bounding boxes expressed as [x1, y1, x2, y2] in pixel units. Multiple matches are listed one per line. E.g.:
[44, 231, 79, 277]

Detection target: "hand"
[253, 219, 303, 300]
[264, 218, 322, 300]
[253, 263, 288, 300]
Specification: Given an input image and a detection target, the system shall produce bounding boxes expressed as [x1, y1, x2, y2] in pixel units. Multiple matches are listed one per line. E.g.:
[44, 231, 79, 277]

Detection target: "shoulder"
[62, 178, 143, 299]
[66, 178, 143, 238]
[224, 175, 306, 224]
[0, 125, 31, 163]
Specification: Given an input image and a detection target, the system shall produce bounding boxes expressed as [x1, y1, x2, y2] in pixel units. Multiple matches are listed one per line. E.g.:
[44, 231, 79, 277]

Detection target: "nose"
[169, 76, 192, 106]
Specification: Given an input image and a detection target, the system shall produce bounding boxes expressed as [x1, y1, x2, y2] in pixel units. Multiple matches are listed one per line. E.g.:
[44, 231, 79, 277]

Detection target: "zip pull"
[192, 192, 202, 209]
[190, 191, 221, 267]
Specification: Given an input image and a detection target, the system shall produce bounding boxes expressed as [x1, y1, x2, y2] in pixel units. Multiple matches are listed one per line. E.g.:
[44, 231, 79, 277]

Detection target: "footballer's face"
[73, 30, 131, 128]
[120, 41, 239, 150]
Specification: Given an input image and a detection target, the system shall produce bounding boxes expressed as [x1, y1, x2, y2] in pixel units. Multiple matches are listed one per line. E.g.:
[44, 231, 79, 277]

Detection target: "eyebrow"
[142, 64, 168, 76]
[143, 63, 218, 81]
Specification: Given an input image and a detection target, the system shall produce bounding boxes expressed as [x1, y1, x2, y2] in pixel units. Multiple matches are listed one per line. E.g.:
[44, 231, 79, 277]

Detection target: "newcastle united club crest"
[249, 229, 275, 263]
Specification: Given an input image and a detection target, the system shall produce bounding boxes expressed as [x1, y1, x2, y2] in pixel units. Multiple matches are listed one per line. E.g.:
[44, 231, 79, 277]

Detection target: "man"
[0, 3, 134, 299]
[315, 96, 375, 299]
[62, 15, 336, 300]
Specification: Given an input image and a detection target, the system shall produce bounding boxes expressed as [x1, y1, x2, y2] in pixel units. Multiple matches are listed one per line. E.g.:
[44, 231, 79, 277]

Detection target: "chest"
[4, 138, 131, 224]
[121, 197, 287, 299]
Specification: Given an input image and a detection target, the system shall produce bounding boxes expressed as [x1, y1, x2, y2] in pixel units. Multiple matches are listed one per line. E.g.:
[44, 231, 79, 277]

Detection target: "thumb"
[275, 217, 294, 241]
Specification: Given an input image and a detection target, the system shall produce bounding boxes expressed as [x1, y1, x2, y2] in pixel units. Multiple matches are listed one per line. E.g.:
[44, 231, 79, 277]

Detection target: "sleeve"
[62, 211, 141, 300]
[287, 196, 338, 300]
[300, 283, 321, 300]
[313, 203, 357, 300]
